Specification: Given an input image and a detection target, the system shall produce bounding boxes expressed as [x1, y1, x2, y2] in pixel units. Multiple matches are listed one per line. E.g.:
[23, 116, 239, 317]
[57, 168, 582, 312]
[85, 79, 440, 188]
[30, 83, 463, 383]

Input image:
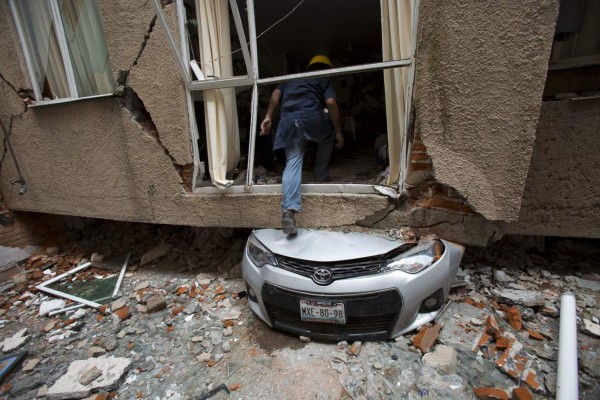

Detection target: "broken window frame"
[158, 0, 419, 193]
[36, 253, 129, 309]
[8, 0, 115, 106]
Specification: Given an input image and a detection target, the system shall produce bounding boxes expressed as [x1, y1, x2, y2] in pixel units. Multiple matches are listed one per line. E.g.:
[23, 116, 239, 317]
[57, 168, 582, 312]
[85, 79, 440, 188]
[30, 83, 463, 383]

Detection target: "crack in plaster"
[114, 14, 192, 192]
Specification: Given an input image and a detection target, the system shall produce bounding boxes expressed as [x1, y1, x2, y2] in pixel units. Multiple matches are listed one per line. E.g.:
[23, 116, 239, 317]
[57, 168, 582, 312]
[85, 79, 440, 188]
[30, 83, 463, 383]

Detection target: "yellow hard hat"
[308, 55, 333, 69]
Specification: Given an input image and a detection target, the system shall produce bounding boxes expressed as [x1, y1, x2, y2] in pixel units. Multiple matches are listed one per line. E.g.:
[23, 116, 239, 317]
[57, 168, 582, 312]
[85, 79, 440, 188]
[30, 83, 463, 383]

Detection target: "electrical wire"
[193, 0, 306, 67]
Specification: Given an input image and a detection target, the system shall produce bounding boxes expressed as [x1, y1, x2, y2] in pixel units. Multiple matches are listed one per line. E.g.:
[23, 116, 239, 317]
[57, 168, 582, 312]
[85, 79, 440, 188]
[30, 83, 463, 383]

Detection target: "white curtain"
[381, 0, 412, 186]
[58, 0, 114, 96]
[13, 0, 70, 99]
[196, 0, 240, 188]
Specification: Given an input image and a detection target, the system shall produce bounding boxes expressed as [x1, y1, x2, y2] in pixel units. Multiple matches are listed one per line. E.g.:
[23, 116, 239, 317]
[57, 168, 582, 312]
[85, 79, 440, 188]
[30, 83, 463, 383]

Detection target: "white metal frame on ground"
[152, 0, 420, 196]
[36, 253, 130, 310]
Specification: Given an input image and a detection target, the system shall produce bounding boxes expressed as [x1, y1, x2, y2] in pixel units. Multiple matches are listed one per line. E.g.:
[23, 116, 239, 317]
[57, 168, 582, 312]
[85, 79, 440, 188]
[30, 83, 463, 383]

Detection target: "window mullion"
[50, 0, 78, 99]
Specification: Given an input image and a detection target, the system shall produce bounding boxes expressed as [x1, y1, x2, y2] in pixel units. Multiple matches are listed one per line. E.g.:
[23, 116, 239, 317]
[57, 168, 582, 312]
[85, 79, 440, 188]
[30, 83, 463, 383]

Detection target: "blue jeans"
[281, 122, 334, 212]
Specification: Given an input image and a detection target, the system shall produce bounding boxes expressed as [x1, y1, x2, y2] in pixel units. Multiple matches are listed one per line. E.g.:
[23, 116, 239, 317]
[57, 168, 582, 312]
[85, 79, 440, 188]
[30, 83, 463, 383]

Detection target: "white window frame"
[9, 0, 114, 106]
[155, 0, 419, 194]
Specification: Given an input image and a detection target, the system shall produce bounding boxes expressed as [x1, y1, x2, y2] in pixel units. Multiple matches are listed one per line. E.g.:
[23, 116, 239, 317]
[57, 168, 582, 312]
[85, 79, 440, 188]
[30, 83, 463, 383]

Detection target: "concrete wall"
[0, 1, 388, 229]
[412, 0, 559, 222]
[508, 99, 600, 238]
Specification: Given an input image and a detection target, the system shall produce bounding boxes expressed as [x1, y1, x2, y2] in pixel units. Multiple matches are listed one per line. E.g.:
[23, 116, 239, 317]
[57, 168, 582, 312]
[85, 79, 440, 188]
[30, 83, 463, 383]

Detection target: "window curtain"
[58, 0, 114, 96]
[196, 0, 240, 188]
[381, 0, 412, 186]
[13, 0, 70, 100]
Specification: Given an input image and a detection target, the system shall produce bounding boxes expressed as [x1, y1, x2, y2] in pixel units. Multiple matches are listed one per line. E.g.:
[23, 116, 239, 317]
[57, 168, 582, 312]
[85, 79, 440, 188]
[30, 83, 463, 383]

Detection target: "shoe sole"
[282, 224, 298, 235]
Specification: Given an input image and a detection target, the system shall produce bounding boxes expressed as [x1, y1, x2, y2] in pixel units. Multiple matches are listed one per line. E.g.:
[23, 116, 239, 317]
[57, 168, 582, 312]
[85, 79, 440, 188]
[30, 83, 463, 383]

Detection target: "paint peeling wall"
[508, 99, 600, 238]
[412, 0, 560, 222]
[0, 1, 388, 228]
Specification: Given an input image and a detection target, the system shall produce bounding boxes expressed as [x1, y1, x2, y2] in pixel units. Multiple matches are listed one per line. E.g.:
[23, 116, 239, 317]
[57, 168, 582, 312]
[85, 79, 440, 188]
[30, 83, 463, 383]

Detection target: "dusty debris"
[1, 328, 30, 352]
[422, 344, 457, 368]
[46, 357, 131, 399]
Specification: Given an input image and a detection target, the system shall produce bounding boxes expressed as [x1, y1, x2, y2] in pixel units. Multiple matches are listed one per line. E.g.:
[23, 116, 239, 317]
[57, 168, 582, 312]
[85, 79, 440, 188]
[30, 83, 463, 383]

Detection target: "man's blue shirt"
[273, 77, 336, 150]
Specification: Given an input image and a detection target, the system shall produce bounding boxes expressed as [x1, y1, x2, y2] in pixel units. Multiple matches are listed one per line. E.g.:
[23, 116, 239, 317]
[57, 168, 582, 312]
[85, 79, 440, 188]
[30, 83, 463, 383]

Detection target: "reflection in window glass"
[58, 0, 114, 97]
[13, 0, 70, 100]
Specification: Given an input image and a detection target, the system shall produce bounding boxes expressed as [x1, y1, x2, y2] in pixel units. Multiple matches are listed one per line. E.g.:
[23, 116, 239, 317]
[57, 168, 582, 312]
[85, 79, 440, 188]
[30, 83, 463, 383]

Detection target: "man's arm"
[260, 88, 282, 136]
[325, 97, 344, 148]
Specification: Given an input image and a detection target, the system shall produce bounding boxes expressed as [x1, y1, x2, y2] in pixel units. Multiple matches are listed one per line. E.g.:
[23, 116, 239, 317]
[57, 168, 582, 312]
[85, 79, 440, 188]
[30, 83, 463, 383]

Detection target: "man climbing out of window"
[259, 55, 344, 236]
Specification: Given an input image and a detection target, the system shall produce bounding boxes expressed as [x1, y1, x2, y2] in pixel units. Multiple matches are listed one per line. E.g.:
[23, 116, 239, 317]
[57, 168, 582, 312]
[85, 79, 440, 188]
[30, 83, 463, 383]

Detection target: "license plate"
[300, 299, 346, 324]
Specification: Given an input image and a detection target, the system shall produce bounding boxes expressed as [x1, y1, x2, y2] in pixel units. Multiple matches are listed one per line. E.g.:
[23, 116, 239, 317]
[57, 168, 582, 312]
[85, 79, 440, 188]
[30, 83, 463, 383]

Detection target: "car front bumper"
[243, 238, 464, 340]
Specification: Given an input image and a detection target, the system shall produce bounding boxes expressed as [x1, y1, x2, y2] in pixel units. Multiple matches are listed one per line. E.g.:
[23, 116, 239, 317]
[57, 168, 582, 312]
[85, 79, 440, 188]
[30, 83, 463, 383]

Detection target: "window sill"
[28, 93, 114, 107]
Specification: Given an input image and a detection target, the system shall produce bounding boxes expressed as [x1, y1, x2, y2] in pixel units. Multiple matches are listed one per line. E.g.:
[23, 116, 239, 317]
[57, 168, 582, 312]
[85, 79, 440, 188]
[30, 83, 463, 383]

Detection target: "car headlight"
[384, 240, 443, 274]
[246, 233, 277, 267]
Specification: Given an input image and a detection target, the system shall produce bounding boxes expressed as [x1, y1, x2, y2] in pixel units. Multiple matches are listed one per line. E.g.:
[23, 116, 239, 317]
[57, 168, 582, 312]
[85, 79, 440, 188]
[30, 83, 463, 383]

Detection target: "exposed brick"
[495, 337, 513, 350]
[506, 306, 522, 330]
[409, 162, 433, 171]
[473, 387, 509, 400]
[526, 329, 544, 340]
[412, 323, 442, 353]
[511, 386, 533, 400]
[115, 306, 131, 321]
[411, 142, 427, 152]
[410, 153, 431, 161]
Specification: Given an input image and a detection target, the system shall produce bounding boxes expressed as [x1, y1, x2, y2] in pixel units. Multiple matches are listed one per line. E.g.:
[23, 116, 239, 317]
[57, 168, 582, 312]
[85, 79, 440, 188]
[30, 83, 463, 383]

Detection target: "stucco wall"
[413, 0, 559, 221]
[508, 99, 600, 238]
[0, 2, 389, 229]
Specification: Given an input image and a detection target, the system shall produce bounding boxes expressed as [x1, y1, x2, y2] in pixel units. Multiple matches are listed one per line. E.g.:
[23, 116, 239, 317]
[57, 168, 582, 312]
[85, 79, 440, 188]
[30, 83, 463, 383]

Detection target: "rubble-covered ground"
[0, 220, 599, 399]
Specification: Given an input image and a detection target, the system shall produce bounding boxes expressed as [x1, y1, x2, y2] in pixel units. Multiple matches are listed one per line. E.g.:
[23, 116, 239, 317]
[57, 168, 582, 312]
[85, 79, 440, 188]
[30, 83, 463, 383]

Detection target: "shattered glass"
[47, 274, 117, 303]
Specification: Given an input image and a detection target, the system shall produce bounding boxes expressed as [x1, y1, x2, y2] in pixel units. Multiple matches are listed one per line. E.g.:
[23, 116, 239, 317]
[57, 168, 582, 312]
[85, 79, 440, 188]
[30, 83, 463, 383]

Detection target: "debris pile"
[0, 222, 598, 399]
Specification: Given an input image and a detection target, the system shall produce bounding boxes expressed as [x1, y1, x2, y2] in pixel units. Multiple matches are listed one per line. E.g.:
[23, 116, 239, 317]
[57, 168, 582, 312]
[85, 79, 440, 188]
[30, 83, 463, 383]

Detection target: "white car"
[242, 229, 465, 340]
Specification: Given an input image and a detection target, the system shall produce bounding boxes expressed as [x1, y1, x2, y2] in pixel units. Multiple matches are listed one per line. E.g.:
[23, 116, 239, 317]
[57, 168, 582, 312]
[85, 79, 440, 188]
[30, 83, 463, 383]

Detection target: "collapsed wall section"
[412, 0, 560, 222]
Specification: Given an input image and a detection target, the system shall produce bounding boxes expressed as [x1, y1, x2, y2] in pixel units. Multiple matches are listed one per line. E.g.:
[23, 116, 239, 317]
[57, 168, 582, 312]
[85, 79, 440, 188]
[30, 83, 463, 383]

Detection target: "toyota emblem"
[312, 268, 333, 285]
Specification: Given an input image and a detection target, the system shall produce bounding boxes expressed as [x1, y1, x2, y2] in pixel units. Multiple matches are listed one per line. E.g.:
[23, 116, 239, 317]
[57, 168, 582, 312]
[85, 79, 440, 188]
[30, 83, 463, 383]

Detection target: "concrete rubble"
[0, 221, 598, 399]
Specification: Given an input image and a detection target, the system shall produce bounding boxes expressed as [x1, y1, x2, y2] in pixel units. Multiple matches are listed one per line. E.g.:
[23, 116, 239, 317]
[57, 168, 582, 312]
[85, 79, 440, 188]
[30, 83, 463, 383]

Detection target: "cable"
[196, 0, 306, 67]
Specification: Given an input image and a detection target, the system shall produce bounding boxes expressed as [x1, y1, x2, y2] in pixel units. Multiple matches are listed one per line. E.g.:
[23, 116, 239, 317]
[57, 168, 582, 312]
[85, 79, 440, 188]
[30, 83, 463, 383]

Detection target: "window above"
[10, 0, 114, 103]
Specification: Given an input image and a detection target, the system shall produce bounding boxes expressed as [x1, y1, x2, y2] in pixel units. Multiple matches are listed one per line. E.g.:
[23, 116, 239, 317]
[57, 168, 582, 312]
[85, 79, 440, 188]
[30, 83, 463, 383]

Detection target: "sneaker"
[282, 210, 298, 235]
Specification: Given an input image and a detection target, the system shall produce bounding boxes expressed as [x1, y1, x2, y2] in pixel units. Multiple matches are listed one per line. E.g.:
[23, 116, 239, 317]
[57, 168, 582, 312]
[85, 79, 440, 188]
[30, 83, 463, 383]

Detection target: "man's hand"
[260, 117, 272, 136]
[335, 132, 344, 149]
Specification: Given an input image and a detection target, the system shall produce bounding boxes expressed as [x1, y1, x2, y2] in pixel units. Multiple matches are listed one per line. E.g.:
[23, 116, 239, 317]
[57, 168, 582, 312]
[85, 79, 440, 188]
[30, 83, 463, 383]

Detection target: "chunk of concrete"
[47, 356, 131, 400]
[39, 299, 67, 316]
[78, 366, 102, 386]
[423, 344, 458, 368]
[1, 328, 30, 352]
[582, 319, 600, 338]
[493, 289, 546, 308]
[140, 244, 172, 266]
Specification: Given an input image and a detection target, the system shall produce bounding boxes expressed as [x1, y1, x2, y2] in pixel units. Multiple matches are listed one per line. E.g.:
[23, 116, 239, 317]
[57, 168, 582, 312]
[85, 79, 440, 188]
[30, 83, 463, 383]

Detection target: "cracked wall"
[0, 1, 388, 228]
[412, 0, 560, 222]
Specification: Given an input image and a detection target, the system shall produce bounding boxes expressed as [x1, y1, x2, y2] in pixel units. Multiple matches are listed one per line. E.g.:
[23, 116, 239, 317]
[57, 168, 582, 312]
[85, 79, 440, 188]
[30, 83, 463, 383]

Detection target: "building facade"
[0, 0, 598, 246]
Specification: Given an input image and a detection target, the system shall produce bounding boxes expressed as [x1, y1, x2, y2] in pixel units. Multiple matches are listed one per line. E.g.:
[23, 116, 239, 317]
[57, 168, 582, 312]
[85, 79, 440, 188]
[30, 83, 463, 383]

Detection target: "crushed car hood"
[253, 229, 405, 262]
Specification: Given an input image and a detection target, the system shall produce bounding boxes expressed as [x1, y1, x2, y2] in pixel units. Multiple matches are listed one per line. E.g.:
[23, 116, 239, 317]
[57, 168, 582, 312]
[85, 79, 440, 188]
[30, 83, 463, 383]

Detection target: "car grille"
[275, 255, 386, 281]
[261, 283, 402, 340]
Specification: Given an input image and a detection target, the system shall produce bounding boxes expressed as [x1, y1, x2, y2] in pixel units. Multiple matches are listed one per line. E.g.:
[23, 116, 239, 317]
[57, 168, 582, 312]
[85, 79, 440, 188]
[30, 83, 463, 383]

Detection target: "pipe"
[556, 291, 579, 400]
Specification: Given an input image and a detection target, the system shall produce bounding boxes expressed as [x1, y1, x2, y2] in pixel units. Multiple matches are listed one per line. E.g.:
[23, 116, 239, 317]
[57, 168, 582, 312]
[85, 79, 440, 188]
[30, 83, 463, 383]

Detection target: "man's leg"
[314, 136, 334, 182]
[281, 135, 307, 234]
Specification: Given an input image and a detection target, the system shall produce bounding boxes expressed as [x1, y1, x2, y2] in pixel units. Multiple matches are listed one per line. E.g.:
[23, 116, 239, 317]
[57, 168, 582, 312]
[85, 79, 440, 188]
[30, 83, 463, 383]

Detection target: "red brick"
[526, 329, 544, 340]
[115, 306, 131, 321]
[410, 153, 431, 162]
[511, 386, 533, 400]
[409, 162, 433, 171]
[506, 306, 522, 330]
[473, 387, 509, 400]
[495, 337, 512, 350]
[30, 269, 44, 280]
[412, 323, 442, 353]
[175, 286, 187, 295]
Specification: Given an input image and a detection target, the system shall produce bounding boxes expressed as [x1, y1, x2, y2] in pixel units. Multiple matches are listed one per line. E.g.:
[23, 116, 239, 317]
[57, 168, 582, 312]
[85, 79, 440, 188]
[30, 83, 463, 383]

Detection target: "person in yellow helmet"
[260, 55, 343, 235]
